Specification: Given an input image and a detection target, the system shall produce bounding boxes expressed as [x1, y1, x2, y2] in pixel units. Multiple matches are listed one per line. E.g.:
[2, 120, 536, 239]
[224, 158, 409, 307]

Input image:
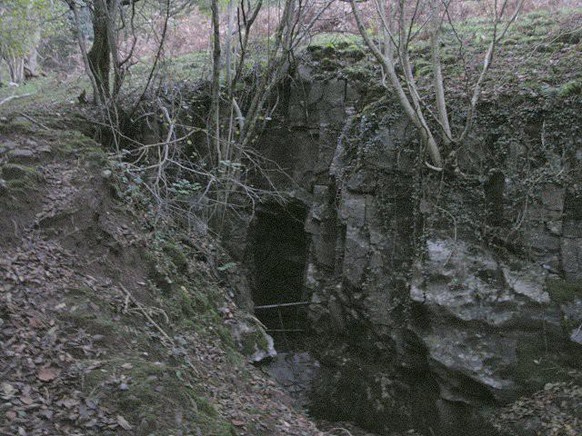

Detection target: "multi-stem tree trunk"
[350, 0, 524, 171]
[6, 56, 25, 83]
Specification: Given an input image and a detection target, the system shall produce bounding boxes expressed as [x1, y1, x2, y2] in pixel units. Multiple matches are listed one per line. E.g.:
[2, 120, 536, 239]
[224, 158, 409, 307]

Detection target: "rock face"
[241, 50, 582, 434]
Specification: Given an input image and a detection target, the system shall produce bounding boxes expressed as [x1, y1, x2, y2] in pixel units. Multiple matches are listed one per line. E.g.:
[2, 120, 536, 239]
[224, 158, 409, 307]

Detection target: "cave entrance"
[249, 200, 310, 351]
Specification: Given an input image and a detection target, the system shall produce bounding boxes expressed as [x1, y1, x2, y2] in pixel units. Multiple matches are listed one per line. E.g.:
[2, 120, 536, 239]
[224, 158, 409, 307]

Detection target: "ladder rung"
[254, 301, 311, 310]
[265, 329, 305, 332]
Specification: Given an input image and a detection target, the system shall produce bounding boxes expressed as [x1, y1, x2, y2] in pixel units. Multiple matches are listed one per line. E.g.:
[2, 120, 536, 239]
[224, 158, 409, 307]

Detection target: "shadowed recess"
[248, 200, 309, 348]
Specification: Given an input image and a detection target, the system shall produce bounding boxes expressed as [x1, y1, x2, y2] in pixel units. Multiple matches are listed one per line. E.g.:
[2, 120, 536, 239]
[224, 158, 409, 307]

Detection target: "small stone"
[8, 149, 34, 159]
[570, 328, 582, 345]
[546, 221, 562, 236]
[119, 383, 129, 391]
[101, 169, 112, 179]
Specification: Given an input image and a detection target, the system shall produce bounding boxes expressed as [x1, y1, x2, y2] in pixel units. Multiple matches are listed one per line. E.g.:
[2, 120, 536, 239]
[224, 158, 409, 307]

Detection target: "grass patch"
[0, 74, 87, 118]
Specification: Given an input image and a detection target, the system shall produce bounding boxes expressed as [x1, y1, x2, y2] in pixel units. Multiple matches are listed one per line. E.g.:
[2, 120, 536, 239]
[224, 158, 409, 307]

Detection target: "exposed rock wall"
[244, 51, 582, 434]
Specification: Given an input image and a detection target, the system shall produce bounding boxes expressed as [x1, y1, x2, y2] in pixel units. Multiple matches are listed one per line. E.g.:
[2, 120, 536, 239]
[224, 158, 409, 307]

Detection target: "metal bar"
[277, 307, 291, 351]
[265, 329, 305, 333]
[254, 301, 311, 310]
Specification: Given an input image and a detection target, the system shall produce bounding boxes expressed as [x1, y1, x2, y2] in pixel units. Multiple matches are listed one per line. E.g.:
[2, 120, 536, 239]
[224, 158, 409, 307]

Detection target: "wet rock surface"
[265, 352, 320, 409]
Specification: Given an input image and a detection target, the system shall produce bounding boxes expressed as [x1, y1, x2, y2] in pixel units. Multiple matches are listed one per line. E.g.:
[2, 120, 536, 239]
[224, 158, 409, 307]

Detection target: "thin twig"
[118, 284, 201, 377]
[119, 284, 173, 344]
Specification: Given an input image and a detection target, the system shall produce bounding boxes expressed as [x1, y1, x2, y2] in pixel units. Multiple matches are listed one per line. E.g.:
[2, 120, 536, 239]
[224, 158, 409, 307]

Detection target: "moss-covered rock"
[547, 279, 582, 304]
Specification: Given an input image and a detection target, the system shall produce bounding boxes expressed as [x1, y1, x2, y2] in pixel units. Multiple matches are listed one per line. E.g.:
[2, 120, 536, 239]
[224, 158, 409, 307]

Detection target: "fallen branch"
[17, 112, 50, 130]
[0, 93, 34, 106]
[425, 160, 444, 172]
[325, 428, 354, 436]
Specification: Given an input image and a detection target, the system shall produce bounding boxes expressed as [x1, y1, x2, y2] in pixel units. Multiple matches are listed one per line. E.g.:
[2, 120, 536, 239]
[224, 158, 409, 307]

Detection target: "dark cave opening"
[248, 200, 310, 351]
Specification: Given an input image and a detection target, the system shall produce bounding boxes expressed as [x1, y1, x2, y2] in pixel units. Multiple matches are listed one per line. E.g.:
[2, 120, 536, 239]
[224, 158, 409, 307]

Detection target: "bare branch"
[349, 0, 443, 169]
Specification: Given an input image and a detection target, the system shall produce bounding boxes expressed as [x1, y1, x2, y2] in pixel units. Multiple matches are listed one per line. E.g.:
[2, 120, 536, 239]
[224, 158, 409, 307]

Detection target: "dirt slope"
[0, 119, 322, 435]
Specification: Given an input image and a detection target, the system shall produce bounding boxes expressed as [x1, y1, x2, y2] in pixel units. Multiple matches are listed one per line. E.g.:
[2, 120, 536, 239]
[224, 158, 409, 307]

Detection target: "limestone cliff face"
[247, 57, 582, 434]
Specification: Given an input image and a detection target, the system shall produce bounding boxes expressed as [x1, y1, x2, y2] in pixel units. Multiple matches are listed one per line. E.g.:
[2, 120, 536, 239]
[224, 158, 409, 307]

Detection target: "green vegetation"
[514, 340, 573, 391]
[81, 357, 235, 435]
[0, 75, 88, 123]
[0, 163, 42, 191]
[0, 3, 580, 435]
[0, 0, 68, 82]
[303, 8, 582, 104]
[558, 79, 582, 98]
[546, 279, 582, 304]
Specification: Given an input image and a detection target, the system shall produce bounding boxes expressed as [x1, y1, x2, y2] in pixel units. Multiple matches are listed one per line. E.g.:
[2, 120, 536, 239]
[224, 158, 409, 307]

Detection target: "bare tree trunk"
[232, 0, 262, 88]
[67, 0, 100, 104]
[225, 0, 236, 92]
[24, 47, 39, 79]
[105, 0, 124, 99]
[350, 0, 443, 169]
[210, 0, 222, 164]
[7, 56, 25, 83]
[88, 0, 112, 103]
[431, 0, 452, 145]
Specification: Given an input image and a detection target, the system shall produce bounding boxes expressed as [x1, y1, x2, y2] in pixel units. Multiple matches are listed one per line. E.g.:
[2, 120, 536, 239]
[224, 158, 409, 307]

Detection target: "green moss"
[64, 311, 121, 338]
[81, 357, 235, 435]
[225, 347, 245, 367]
[47, 130, 99, 155]
[558, 79, 582, 98]
[241, 335, 258, 356]
[60, 291, 124, 339]
[239, 328, 269, 357]
[513, 341, 571, 390]
[0, 120, 35, 133]
[546, 279, 582, 304]
[217, 324, 235, 348]
[308, 33, 360, 48]
[344, 64, 373, 82]
[145, 253, 176, 292]
[5, 177, 37, 192]
[194, 395, 218, 417]
[2, 166, 41, 201]
[1, 164, 42, 191]
[162, 241, 189, 273]
[83, 149, 108, 168]
[319, 57, 339, 71]
[164, 284, 223, 331]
